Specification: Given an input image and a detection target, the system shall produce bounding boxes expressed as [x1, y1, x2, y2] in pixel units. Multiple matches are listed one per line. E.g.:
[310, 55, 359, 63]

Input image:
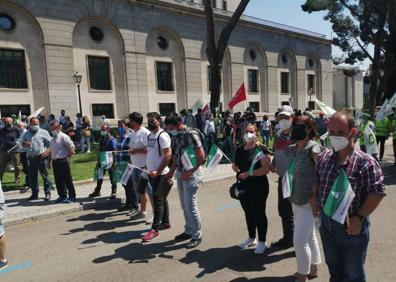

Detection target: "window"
[222, 0, 227, 11]
[281, 101, 290, 106]
[92, 103, 114, 118]
[248, 69, 258, 93]
[90, 27, 104, 42]
[249, 102, 260, 113]
[211, 0, 217, 8]
[159, 103, 175, 116]
[249, 49, 256, 61]
[0, 49, 27, 89]
[88, 56, 111, 90]
[156, 62, 174, 92]
[157, 36, 168, 50]
[0, 14, 15, 32]
[281, 72, 289, 94]
[0, 105, 30, 117]
[207, 66, 212, 92]
[308, 74, 315, 94]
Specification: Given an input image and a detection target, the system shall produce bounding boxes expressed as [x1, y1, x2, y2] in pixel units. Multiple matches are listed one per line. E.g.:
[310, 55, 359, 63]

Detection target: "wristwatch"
[356, 213, 366, 222]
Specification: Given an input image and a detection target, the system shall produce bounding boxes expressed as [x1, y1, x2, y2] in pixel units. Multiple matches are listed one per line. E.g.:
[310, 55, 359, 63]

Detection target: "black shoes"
[271, 238, 294, 250]
[89, 190, 101, 198]
[27, 195, 38, 201]
[175, 232, 192, 241]
[186, 238, 202, 249]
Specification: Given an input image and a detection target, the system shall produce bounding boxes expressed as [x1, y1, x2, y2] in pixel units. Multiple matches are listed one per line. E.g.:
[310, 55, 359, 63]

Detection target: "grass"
[2, 144, 99, 191]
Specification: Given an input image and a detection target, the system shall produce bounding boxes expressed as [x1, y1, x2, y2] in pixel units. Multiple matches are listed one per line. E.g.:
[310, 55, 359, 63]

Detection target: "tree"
[203, 0, 250, 113]
[302, 0, 395, 118]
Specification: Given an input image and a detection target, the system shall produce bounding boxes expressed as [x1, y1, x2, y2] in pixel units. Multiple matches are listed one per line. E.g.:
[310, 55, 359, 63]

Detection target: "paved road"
[1, 166, 396, 282]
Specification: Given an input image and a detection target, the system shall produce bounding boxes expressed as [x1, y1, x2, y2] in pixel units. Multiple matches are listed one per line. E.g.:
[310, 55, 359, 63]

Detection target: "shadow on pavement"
[230, 277, 295, 281]
[180, 247, 295, 278]
[382, 164, 396, 186]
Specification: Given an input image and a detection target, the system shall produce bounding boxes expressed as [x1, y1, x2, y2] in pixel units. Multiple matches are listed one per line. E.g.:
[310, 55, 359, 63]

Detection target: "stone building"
[332, 66, 364, 110]
[0, 0, 333, 119]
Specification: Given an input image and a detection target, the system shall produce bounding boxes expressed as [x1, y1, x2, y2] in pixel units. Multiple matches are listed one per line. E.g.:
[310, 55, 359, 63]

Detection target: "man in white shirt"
[142, 112, 172, 242]
[204, 114, 216, 151]
[260, 115, 272, 147]
[49, 120, 76, 203]
[128, 112, 152, 221]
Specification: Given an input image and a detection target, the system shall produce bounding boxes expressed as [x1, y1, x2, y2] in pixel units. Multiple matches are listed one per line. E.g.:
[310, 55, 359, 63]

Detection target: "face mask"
[30, 125, 39, 132]
[244, 132, 256, 143]
[148, 121, 157, 130]
[168, 130, 178, 136]
[329, 136, 349, 152]
[101, 131, 107, 136]
[51, 130, 58, 137]
[279, 119, 292, 130]
[117, 127, 126, 136]
[291, 126, 307, 141]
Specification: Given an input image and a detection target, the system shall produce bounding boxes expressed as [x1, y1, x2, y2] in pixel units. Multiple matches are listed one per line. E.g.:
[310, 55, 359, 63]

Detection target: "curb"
[3, 174, 234, 228]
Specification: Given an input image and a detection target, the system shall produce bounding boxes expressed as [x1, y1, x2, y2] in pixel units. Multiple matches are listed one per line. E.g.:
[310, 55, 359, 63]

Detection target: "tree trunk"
[369, 43, 381, 119]
[209, 64, 222, 113]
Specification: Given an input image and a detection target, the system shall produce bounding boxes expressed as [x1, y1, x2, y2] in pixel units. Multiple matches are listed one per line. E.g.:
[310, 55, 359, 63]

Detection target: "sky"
[244, 0, 370, 71]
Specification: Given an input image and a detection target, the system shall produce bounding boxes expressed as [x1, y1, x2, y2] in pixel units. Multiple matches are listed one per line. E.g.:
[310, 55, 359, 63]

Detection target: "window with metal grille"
[308, 74, 315, 93]
[88, 56, 111, 90]
[0, 49, 28, 89]
[281, 72, 289, 94]
[92, 103, 114, 118]
[0, 105, 30, 117]
[248, 69, 258, 93]
[159, 103, 175, 116]
[249, 102, 260, 112]
[156, 62, 174, 92]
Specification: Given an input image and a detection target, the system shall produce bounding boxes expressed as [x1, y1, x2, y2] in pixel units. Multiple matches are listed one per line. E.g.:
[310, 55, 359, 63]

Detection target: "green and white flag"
[315, 98, 336, 117]
[93, 167, 104, 180]
[114, 162, 133, 185]
[206, 144, 224, 170]
[364, 125, 378, 156]
[282, 158, 295, 199]
[191, 99, 204, 113]
[248, 147, 264, 176]
[181, 144, 197, 171]
[99, 151, 113, 169]
[323, 169, 356, 224]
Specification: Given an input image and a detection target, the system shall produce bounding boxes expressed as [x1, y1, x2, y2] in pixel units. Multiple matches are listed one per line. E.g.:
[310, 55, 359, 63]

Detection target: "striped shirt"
[316, 149, 385, 215]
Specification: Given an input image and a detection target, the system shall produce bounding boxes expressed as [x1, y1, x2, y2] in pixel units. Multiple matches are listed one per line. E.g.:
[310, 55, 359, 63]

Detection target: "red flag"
[228, 83, 246, 110]
[202, 103, 210, 113]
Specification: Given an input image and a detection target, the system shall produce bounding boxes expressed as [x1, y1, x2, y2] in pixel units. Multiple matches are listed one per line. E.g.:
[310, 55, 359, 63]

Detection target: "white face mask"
[329, 136, 349, 152]
[51, 130, 58, 137]
[244, 132, 256, 143]
[279, 119, 292, 130]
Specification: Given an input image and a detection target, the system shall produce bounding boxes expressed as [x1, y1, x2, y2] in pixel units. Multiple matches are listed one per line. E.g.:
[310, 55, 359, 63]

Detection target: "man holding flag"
[315, 111, 385, 281]
[165, 112, 205, 249]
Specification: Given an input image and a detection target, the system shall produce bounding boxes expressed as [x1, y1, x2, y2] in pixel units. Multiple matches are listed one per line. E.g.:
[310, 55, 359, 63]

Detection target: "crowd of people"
[0, 104, 391, 281]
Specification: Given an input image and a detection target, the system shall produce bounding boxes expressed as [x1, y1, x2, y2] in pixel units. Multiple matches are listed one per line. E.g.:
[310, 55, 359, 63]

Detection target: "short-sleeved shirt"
[50, 132, 75, 159]
[260, 120, 271, 131]
[22, 128, 52, 158]
[273, 131, 294, 177]
[172, 127, 202, 172]
[146, 130, 171, 175]
[316, 149, 385, 215]
[0, 127, 20, 152]
[285, 140, 321, 206]
[129, 127, 150, 168]
[115, 133, 131, 164]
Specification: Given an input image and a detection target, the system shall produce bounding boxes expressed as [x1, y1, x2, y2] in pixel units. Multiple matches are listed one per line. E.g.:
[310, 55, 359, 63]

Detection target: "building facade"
[332, 66, 364, 110]
[0, 0, 333, 119]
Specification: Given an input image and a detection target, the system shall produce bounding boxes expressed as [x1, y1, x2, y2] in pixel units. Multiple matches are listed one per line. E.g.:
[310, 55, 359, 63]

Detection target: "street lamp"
[73, 72, 83, 115]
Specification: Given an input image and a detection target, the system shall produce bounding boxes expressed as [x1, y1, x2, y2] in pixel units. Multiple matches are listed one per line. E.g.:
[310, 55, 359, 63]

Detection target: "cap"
[319, 111, 324, 116]
[278, 105, 293, 116]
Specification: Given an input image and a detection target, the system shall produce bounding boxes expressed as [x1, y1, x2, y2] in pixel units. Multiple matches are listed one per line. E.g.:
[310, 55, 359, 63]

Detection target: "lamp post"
[73, 72, 83, 115]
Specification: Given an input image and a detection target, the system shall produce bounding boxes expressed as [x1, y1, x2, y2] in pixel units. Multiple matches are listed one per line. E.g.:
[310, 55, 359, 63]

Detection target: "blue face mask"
[168, 130, 178, 136]
[117, 127, 126, 136]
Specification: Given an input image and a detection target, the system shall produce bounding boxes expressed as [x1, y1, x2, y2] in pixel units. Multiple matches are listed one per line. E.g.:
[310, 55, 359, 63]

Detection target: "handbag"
[82, 129, 91, 137]
[229, 180, 246, 200]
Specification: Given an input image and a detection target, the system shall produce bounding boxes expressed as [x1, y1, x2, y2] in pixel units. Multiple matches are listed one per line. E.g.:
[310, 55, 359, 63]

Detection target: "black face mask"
[5, 123, 12, 128]
[147, 121, 157, 130]
[291, 125, 307, 141]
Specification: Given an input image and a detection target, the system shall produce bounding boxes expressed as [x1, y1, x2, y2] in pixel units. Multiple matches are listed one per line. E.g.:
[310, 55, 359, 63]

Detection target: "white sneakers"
[254, 241, 268, 255]
[238, 238, 257, 249]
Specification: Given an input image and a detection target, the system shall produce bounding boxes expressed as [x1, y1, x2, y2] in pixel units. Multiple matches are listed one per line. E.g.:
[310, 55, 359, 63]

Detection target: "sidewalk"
[3, 164, 234, 227]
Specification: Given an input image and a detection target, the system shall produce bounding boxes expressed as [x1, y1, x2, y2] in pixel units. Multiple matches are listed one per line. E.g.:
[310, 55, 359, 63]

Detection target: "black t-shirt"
[234, 144, 269, 190]
[0, 127, 20, 152]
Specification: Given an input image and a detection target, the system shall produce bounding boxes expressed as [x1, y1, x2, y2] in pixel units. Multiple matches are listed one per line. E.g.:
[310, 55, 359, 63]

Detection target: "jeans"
[292, 203, 321, 274]
[52, 158, 76, 199]
[20, 152, 29, 186]
[129, 168, 143, 211]
[95, 169, 117, 193]
[207, 132, 216, 152]
[28, 156, 51, 196]
[239, 180, 269, 242]
[221, 136, 234, 160]
[320, 213, 370, 282]
[80, 136, 91, 152]
[393, 138, 396, 163]
[149, 175, 170, 231]
[0, 151, 21, 180]
[277, 176, 294, 243]
[176, 170, 203, 240]
[261, 130, 270, 147]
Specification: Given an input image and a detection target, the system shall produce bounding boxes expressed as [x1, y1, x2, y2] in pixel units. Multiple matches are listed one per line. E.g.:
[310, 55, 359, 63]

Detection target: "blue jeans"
[176, 170, 203, 240]
[28, 156, 51, 196]
[261, 130, 270, 147]
[130, 168, 144, 211]
[320, 213, 370, 282]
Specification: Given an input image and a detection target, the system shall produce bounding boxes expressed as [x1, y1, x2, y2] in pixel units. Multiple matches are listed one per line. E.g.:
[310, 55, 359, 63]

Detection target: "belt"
[52, 158, 68, 162]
